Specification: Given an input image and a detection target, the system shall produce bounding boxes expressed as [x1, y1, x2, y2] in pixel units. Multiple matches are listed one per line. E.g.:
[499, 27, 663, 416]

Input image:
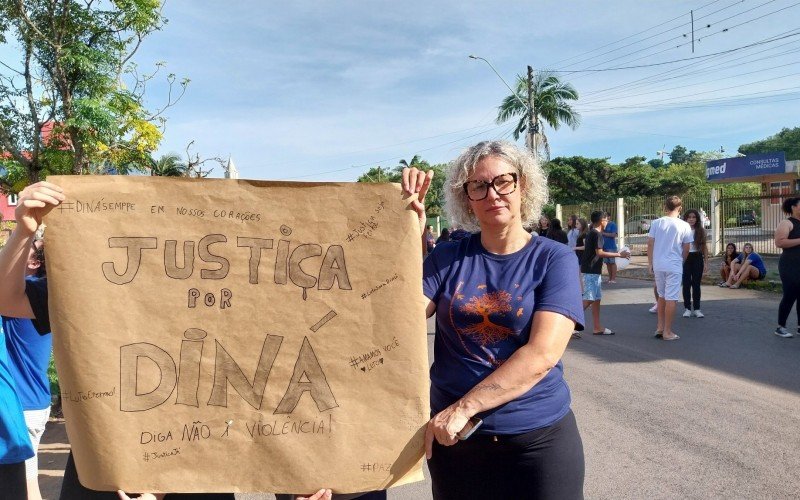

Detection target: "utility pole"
[527, 65, 537, 154]
[691, 10, 695, 53]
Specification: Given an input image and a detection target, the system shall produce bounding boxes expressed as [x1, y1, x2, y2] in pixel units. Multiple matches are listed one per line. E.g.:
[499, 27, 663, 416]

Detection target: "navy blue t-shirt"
[423, 234, 584, 434]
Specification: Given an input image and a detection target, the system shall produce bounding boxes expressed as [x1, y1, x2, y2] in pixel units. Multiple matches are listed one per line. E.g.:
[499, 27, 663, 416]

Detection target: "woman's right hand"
[15, 181, 65, 234]
[401, 167, 433, 233]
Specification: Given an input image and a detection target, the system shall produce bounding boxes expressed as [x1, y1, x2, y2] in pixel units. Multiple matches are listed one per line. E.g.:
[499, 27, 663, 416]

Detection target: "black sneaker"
[774, 326, 794, 338]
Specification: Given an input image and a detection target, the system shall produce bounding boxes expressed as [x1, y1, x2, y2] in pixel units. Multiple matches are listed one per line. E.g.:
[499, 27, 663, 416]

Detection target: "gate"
[717, 188, 787, 255]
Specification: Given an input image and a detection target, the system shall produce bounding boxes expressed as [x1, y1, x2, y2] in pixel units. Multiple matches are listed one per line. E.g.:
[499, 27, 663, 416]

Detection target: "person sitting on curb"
[718, 243, 739, 286]
[721, 242, 767, 289]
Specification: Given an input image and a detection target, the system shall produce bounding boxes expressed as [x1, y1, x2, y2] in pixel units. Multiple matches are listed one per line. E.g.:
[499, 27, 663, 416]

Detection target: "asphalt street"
[39, 278, 799, 499]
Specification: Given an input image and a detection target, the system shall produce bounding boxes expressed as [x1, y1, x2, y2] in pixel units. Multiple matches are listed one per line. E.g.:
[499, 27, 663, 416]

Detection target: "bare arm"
[0, 182, 64, 317]
[682, 242, 690, 261]
[775, 220, 800, 249]
[424, 310, 574, 458]
[647, 237, 654, 271]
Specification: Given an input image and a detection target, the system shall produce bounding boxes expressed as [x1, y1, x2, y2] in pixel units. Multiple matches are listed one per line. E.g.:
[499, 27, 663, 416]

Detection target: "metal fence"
[560, 193, 711, 256]
[718, 189, 783, 255]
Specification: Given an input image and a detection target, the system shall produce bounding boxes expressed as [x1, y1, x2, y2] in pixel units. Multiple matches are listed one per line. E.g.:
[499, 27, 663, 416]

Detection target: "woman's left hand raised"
[401, 167, 434, 233]
[424, 403, 471, 459]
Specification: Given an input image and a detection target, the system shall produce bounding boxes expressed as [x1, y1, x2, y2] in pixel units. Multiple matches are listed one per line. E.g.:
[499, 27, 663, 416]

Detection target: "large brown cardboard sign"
[43, 176, 429, 494]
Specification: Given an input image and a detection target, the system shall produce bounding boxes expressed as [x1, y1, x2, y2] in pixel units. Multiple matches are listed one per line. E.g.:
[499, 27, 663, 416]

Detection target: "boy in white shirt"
[647, 196, 693, 341]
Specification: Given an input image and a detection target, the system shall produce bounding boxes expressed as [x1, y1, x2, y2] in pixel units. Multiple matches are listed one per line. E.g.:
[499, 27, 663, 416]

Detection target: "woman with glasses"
[402, 141, 585, 499]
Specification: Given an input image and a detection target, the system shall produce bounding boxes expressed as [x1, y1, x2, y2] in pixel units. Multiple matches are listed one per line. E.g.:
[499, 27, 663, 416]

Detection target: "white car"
[624, 214, 658, 234]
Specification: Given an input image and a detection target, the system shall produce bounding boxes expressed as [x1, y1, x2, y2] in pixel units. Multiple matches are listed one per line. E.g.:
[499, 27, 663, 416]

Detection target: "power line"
[580, 37, 800, 100]
[544, 0, 727, 68]
[555, 29, 800, 73]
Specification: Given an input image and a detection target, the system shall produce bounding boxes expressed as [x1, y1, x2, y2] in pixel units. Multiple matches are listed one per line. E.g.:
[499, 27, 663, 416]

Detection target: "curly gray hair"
[444, 141, 548, 232]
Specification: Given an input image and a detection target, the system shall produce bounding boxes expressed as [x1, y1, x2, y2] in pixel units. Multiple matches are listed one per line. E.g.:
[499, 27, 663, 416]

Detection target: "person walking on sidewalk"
[774, 196, 800, 338]
[648, 196, 693, 341]
[681, 209, 708, 318]
[581, 211, 631, 337]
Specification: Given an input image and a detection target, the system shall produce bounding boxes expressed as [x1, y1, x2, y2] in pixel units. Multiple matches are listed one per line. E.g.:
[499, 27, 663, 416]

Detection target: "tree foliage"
[357, 157, 447, 217]
[738, 126, 800, 160]
[0, 0, 187, 186]
[495, 70, 580, 160]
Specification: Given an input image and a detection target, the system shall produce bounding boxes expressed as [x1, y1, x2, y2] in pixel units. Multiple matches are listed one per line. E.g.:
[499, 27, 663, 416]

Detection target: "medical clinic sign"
[705, 152, 786, 182]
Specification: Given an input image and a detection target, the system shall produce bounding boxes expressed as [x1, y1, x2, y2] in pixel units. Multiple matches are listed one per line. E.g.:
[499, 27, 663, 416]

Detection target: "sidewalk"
[616, 254, 781, 288]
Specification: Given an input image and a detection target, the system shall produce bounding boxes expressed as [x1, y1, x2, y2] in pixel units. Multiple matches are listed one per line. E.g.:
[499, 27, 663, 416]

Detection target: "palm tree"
[150, 153, 187, 177]
[496, 70, 580, 160]
[398, 155, 422, 169]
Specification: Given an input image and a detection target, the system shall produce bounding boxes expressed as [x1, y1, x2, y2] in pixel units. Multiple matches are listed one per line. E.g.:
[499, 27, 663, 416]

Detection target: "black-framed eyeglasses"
[462, 172, 518, 201]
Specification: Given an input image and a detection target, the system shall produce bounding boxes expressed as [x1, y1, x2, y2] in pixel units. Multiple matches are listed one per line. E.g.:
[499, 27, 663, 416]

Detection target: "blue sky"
[39, 1, 800, 179]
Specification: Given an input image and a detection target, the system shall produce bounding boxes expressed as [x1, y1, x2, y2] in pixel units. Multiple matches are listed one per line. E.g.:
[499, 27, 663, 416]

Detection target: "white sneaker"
[648, 303, 658, 313]
[693, 310, 705, 318]
[682, 309, 692, 318]
[774, 326, 794, 338]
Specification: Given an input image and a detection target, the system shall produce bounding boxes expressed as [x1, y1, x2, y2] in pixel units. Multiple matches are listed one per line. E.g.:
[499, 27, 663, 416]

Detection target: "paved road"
[39, 279, 800, 499]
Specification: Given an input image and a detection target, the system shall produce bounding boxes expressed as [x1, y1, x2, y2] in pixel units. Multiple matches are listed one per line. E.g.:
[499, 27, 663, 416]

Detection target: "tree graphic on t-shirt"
[459, 290, 513, 344]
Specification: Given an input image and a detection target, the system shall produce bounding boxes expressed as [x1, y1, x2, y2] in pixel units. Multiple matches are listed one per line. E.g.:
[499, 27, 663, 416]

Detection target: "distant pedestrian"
[581, 211, 631, 337]
[536, 214, 550, 236]
[648, 196, 693, 341]
[722, 242, 766, 289]
[567, 215, 579, 249]
[546, 218, 569, 244]
[719, 243, 739, 285]
[436, 227, 451, 244]
[424, 225, 436, 255]
[602, 211, 619, 283]
[774, 197, 800, 338]
[449, 225, 471, 241]
[574, 218, 588, 264]
[681, 209, 708, 318]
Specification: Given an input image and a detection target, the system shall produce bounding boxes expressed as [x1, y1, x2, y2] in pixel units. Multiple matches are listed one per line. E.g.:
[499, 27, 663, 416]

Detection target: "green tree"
[496, 71, 580, 159]
[544, 156, 615, 204]
[357, 158, 446, 217]
[738, 127, 800, 160]
[0, 0, 187, 183]
[356, 166, 400, 183]
[667, 145, 700, 165]
[150, 153, 187, 177]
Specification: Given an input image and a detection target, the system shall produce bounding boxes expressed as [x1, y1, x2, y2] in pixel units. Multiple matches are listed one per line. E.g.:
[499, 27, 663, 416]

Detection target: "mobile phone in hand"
[456, 417, 483, 440]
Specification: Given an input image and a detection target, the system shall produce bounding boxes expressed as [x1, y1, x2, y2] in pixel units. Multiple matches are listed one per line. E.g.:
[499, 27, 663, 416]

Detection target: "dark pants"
[0, 462, 26, 500]
[427, 410, 584, 500]
[60, 452, 235, 500]
[778, 258, 800, 327]
[682, 252, 704, 310]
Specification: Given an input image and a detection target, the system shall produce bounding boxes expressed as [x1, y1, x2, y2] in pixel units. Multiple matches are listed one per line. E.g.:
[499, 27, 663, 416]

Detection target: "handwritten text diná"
[74, 199, 136, 213]
[100, 234, 352, 299]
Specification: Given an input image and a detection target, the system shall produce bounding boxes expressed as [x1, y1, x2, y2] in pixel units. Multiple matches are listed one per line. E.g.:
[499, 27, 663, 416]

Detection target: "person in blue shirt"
[4, 238, 51, 500]
[602, 212, 619, 283]
[722, 242, 767, 289]
[403, 140, 586, 499]
[0, 314, 34, 498]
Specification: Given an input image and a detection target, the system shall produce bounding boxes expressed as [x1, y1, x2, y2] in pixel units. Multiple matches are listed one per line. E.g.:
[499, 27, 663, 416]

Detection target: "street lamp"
[468, 55, 529, 111]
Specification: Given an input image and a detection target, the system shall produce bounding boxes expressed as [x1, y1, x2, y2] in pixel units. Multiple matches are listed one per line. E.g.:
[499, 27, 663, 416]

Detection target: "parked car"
[737, 210, 758, 225]
[624, 214, 659, 234]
